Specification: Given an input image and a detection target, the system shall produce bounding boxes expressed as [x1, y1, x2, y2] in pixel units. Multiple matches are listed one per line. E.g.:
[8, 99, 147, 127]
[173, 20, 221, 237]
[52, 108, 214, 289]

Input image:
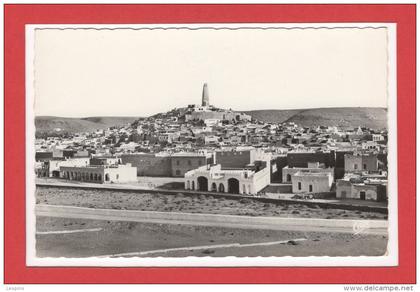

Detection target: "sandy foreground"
[36, 217, 388, 258]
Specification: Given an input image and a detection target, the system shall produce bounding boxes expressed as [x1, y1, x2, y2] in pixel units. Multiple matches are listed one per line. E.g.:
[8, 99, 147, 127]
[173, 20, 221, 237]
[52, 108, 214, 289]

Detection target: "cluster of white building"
[34, 84, 388, 201]
[36, 154, 137, 184]
[35, 145, 388, 202]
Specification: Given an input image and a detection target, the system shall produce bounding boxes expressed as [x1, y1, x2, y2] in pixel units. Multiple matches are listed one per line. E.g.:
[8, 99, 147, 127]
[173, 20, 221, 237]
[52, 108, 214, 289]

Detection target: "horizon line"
[35, 106, 388, 119]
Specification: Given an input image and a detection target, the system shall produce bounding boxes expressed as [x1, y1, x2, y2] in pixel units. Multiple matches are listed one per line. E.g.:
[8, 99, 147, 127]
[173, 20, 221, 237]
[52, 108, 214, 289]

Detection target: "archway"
[286, 174, 292, 182]
[218, 183, 225, 193]
[228, 178, 240, 194]
[52, 170, 60, 178]
[197, 176, 208, 191]
[211, 182, 217, 192]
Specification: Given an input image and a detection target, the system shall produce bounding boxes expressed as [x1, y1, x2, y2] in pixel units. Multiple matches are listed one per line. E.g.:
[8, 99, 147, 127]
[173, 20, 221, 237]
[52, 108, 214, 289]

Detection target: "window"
[188, 160, 192, 166]
[363, 164, 367, 170]
[309, 185, 313, 192]
[116, 174, 119, 179]
[287, 174, 291, 182]
[176, 160, 180, 166]
[354, 164, 358, 170]
[298, 182, 302, 190]
[175, 170, 181, 176]
[198, 160, 202, 166]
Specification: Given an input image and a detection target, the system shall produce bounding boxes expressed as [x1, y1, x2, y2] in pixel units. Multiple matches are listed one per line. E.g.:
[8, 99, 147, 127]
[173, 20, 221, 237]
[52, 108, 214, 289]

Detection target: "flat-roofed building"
[344, 154, 379, 173]
[336, 178, 387, 201]
[282, 162, 334, 183]
[184, 163, 270, 195]
[291, 171, 334, 194]
[60, 163, 137, 184]
[48, 157, 90, 177]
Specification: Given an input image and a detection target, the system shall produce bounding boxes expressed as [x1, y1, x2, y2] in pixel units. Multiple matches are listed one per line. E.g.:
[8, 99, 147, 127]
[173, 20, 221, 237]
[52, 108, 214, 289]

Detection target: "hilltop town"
[35, 83, 388, 202]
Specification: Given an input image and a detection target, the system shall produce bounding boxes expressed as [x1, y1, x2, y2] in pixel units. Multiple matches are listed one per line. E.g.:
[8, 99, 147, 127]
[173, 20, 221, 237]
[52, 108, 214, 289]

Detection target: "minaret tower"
[202, 83, 209, 107]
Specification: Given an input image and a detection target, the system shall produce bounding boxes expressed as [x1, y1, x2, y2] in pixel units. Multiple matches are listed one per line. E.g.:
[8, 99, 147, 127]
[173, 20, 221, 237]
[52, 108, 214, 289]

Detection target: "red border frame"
[4, 4, 416, 284]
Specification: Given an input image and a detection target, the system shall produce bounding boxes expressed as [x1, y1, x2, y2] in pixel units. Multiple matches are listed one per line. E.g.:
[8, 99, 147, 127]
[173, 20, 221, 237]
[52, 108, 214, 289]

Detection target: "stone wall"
[120, 154, 172, 176]
[215, 150, 253, 169]
[287, 152, 335, 168]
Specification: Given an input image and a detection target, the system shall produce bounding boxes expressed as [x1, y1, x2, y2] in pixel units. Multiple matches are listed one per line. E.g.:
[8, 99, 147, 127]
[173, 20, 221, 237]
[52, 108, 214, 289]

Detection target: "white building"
[204, 118, 221, 127]
[291, 171, 334, 194]
[48, 157, 90, 177]
[361, 141, 380, 151]
[60, 163, 137, 184]
[372, 134, 385, 142]
[282, 162, 334, 183]
[184, 164, 270, 195]
[336, 178, 387, 201]
[118, 142, 139, 152]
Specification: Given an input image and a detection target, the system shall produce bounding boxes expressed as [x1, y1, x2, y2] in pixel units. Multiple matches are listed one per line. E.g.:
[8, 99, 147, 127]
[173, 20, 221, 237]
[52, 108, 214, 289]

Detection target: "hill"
[245, 107, 387, 129]
[35, 116, 138, 136]
[35, 107, 388, 137]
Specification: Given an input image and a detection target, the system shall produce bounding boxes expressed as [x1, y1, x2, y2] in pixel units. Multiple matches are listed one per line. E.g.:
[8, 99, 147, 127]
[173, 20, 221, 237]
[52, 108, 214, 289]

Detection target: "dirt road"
[35, 204, 388, 235]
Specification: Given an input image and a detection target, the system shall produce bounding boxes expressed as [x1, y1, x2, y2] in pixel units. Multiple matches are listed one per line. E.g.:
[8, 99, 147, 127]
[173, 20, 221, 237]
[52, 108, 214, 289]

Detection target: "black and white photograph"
[26, 23, 397, 266]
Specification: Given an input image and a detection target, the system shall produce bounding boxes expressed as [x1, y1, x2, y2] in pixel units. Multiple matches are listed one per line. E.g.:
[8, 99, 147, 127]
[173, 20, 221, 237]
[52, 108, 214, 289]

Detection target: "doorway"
[227, 178, 240, 194]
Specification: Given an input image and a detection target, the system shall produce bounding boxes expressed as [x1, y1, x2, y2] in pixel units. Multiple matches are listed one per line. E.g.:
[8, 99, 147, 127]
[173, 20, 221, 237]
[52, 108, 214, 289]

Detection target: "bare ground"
[36, 217, 388, 258]
[36, 186, 387, 220]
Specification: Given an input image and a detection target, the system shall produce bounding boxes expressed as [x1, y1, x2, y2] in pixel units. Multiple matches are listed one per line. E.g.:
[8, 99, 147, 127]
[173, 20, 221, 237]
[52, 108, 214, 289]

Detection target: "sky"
[33, 26, 389, 117]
